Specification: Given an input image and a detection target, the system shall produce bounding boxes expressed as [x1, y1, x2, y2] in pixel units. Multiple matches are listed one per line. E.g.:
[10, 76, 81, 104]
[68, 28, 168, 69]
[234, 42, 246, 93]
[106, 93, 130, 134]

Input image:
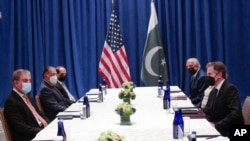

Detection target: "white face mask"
[22, 82, 31, 94]
[49, 75, 58, 85]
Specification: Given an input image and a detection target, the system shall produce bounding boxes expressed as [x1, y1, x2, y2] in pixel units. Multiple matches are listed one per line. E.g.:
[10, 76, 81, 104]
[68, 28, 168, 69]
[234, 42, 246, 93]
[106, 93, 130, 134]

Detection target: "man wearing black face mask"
[55, 66, 76, 105]
[203, 61, 243, 137]
[186, 58, 209, 108]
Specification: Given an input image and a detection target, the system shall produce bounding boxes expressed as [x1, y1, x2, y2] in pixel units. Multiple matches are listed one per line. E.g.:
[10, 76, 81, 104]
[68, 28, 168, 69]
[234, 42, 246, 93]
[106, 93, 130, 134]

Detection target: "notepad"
[170, 86, 182, 93]
[171, 95, 187, 100]
[181, 108, 199, 114]
[57, 111, 81, 119]
[78, 89, 99, 102]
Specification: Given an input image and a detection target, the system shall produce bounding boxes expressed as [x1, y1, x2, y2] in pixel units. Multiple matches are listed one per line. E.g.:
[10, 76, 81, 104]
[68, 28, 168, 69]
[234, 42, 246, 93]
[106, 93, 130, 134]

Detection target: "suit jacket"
[189, 69, 209, 107]
[4, 90, 49, 141]
[204, 80, 244, 137]
[38, 80, 69, 121]
[55, 81, 75, 105]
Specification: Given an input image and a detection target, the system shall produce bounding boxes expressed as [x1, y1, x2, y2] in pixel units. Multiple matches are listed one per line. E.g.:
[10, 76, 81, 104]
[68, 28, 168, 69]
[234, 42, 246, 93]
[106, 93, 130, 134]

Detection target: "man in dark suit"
[38, 66, 69, 121]
[203, 61, 244, 137]
[186, 58, 209, 107]
[55, 66, 76, 105]
[4, 69, 49, 141]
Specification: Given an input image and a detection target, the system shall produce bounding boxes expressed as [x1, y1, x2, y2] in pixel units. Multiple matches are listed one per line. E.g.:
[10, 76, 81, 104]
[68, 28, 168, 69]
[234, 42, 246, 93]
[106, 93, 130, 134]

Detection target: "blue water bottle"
[98, 83, 104, 103]
[157, 75, 163, 97]
[166, 81, 170, 90]
[102, 79, 107, 94]
[159, 75, 163, 83]
[83, 96, 90, 118]
[163, 88, 170, 109]
[57, 120, 66, 141]
[178, 108, 184, 134]
[173, 108, 184, 139]
[190, 131, 197, 141]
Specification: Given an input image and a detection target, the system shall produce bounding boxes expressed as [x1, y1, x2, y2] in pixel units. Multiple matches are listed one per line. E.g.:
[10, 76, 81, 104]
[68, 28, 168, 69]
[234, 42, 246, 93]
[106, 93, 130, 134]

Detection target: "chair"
[35, 95, 45, 115]
[242, 96, 250, 125]
[0, 108, 12, 141]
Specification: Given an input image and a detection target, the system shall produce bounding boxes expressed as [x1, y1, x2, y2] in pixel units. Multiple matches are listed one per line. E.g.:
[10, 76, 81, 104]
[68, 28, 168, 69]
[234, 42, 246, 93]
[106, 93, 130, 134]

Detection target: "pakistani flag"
[141, 1, 168, 86]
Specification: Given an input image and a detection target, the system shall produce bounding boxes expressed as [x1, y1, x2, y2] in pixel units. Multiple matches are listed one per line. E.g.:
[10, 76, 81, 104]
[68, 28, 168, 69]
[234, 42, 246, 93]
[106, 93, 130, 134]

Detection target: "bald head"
[56, 66, 67, 81]
[186, 58, 201, 75]
[186, 58, 200, 69]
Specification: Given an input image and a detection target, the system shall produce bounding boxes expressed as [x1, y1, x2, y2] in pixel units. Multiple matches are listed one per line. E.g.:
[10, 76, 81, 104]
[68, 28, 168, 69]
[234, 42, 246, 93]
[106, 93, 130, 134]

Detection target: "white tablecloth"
[32, 86, 222, 141]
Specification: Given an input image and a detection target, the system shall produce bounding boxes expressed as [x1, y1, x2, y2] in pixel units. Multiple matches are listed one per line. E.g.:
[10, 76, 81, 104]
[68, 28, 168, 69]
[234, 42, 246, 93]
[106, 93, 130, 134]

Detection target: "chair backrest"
[0, 108, 12, 141]
[35, 95, 45, 115]
[242, 96, 250, 125]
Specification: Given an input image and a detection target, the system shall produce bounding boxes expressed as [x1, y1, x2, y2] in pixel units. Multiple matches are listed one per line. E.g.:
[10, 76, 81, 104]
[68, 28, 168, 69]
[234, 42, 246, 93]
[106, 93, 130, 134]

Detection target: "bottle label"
[158, 89, 163, 97]
[80, 106, 86, 119]
[173, 124, 184, 139]
[86, 106, 90, 118]
[97, 91, 103, 103]
[57, 121, 66, 140]
[163, 99, 170, 109]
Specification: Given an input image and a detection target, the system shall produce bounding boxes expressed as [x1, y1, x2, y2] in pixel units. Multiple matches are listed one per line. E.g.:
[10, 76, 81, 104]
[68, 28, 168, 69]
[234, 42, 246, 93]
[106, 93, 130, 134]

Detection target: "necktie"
[61, 82, 75, 101]
[211, 88, 218, 97]
[190, 76, 195, 84]
[23, 94, 48, 127]
[210, 88, 218, 109]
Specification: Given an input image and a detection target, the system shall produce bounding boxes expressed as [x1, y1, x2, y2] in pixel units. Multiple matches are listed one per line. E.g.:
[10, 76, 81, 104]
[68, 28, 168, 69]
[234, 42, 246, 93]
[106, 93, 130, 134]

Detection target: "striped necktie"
[23, 94, 48, 127]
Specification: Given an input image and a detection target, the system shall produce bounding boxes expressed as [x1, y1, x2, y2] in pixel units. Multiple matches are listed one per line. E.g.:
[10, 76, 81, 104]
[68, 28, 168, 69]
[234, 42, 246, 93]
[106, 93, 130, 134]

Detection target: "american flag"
[98, 9, 131, 88]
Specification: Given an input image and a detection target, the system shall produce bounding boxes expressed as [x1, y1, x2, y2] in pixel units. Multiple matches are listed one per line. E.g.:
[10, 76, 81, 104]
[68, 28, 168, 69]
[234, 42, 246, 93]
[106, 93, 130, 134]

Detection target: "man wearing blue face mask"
[203, 61, 244, 137]
[38, 66, 69, 121]
[4, 69, 49, 141]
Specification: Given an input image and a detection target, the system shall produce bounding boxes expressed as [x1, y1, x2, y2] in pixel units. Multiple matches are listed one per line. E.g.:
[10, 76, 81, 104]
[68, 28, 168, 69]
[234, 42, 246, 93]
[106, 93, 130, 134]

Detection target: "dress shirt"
[58, 81, 76, 101]
[201, 86, 214, 108]
[14, 89, 48, 127]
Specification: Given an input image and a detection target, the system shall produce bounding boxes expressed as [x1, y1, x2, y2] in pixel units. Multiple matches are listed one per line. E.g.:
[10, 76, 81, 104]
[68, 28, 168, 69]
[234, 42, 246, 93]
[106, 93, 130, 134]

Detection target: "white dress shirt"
[58, 81, 76, 101]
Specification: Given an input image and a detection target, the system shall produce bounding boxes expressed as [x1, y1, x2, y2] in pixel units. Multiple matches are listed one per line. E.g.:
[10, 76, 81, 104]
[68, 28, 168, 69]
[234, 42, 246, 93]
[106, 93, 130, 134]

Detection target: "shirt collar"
[193, 68, 200, 77]
[13, 88, 25, 98]
[214, 79, 225, 91]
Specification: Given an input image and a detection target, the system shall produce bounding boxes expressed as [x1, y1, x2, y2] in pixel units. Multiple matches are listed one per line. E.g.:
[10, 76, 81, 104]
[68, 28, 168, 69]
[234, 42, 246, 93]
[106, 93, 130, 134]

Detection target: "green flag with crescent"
[141, 1, 168, 86]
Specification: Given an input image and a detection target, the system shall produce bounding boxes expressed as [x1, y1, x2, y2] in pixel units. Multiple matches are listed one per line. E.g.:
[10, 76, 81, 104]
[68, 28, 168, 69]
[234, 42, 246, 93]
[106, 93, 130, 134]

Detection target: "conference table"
[32, 86, 225, 141]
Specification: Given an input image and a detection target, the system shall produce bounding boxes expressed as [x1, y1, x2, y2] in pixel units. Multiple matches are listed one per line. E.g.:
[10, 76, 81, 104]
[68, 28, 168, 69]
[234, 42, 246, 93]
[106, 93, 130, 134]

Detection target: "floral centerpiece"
[96, 130, 125, 141]
[115, 102, 136, 125]
[119, 82, 136, 103]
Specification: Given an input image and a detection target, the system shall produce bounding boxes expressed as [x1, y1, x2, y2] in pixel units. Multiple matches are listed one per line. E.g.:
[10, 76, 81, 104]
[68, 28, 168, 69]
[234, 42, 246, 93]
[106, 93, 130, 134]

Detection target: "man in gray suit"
[38, 66, 69, 121]
[186, 58, 209, 108]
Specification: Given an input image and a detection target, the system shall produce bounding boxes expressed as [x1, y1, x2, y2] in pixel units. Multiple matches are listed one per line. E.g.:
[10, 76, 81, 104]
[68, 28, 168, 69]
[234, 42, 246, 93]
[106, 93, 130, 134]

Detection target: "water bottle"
[173, 109, 184, 139]
[166, 81, 170, 90]
[80, 105, 86, 119]
[159, 75, 163, 84]
[102, 79, 107, 94]
[57, 120, 66, 141]
[97, 83, 104, 103]
[157, 75, 163, 97]
[163, 89, 170, 109]
[190, 131, 197, 141]
[83, 96, 90, 118]
[178, 108, 184, 133]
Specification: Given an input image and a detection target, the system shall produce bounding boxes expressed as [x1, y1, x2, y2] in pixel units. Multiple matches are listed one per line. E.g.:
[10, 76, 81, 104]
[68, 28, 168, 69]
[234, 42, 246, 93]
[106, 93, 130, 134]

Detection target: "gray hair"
[186, 58, 201, 67]
[12, 69, 31, 82]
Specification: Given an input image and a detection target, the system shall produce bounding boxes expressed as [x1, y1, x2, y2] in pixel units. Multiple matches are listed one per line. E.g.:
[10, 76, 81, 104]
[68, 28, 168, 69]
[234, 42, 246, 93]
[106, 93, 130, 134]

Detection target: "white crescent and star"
[145, 46, 166, 76]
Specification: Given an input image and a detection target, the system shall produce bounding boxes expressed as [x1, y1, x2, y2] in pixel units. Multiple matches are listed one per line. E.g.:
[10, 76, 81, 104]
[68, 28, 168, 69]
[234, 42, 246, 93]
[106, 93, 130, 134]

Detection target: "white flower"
[96, 130, 125, 141]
